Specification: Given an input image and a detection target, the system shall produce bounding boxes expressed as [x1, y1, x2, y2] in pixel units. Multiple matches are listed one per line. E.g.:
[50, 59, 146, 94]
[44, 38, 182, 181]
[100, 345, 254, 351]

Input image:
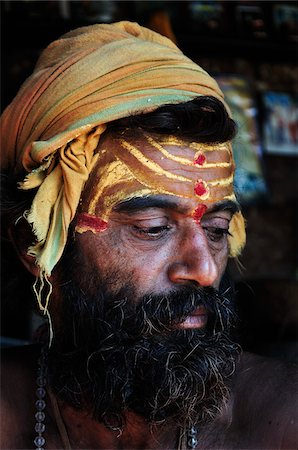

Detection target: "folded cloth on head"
[0, 21, 242, 278]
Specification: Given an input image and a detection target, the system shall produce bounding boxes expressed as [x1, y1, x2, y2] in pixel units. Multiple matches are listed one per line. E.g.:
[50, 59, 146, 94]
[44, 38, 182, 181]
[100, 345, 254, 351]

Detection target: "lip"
[175, 306, 208, 330]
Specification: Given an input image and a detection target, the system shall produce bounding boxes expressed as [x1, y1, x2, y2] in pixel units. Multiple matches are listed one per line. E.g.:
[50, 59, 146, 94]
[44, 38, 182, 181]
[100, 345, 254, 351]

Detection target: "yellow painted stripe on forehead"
[101, 186, 196, 220]
[157, 136, 230, 150]
[197, 161, 231, 168]
[102, 181, 190, 210]
[144, 134, 194, 165]
[102, 189, 238, 218]
[145, 135, 232, 167]
[103, 188, 238, 216]
[223, 193, 237, 201]
[102, 188, 168, 218]
[189, 142, 232, 152]
[88, 159, 135, 214]
[119, 139, 193, 183]
[208, 173, 234, 187]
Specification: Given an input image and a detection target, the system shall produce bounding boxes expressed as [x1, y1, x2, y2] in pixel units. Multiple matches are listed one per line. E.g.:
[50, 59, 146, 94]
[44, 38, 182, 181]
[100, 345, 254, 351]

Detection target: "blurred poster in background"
[188, 0, 224, 34]
[273, 2, 298, 41]
[262, 92, 298, 156]
[216, 75, 268, 204]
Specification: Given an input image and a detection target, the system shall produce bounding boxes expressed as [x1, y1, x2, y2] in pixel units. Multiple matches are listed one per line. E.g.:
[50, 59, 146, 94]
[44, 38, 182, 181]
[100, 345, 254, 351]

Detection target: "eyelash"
[202, 227, 231, 242]
[133, 225, 170, 239]
[132, 225, 231, 242]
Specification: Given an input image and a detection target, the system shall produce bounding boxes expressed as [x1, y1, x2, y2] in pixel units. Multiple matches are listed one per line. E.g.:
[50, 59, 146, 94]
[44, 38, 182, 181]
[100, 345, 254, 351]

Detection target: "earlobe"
[7, 218, 40, 277]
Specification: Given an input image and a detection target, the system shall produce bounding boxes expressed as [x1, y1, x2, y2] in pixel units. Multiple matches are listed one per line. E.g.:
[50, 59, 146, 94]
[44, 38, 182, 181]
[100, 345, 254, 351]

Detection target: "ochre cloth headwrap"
[0, 21, 245, 277]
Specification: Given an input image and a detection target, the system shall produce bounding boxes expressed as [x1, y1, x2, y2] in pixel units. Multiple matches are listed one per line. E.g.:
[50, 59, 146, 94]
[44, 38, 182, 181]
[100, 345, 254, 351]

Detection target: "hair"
[110, 96, 236, 142]
[1, 95, 236, 227]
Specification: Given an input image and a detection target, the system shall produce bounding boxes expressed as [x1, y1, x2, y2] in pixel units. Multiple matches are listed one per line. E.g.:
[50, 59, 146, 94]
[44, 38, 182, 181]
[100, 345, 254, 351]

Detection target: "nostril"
[168, 225, 220, 287]
[168, 256, 218, 287]
[200, 259, 218, 286]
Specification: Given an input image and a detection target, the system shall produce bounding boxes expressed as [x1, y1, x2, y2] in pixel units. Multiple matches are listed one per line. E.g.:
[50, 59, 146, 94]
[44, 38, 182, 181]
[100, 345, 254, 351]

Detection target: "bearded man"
[1, 22, 297, 450]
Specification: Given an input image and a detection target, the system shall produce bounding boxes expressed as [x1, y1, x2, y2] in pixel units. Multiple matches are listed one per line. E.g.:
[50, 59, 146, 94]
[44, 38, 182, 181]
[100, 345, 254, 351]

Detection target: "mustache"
[82, 284, 236, 342]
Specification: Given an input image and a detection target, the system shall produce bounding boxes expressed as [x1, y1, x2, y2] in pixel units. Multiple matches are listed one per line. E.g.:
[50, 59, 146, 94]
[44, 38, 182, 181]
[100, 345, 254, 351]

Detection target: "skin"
[75, 131, 236, 301]
[1, 135, 297, 449]
[76, 195, 233, 298]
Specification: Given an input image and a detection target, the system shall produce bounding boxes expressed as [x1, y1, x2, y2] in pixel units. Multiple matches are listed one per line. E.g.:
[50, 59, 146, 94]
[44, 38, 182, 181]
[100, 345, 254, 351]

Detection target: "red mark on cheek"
[194, 180, 208, 197]
[194, 153, 206, 166]
[193, 204, 207, 223]
[76, 213, 108, 233]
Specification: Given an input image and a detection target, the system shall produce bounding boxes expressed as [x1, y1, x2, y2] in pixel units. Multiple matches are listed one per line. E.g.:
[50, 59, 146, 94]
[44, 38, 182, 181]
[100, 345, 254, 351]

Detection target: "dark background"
[1, 1, 297, 361]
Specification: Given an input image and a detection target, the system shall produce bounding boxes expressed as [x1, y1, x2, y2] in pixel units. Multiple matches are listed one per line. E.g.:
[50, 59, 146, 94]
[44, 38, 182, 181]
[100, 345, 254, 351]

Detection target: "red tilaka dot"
[194, 153, 206, 166]
[77, 213, 108, 232]
[193, 204, 207, 223]
[194, 180, 207, 197]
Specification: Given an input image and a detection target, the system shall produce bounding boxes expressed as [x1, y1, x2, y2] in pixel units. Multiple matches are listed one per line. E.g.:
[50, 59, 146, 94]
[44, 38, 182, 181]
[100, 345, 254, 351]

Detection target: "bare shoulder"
[1, 344, 38, 394]
[236, 352, 297, 406]
[230, 352, 298, 449]
[1, 345, 38, 448]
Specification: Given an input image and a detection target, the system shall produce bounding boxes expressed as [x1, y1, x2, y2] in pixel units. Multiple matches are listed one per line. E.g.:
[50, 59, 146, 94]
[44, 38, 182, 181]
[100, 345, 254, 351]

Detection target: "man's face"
[74, 129, 237, 304]
[49, 130, 240, 429]
[75, 194, 232, 309]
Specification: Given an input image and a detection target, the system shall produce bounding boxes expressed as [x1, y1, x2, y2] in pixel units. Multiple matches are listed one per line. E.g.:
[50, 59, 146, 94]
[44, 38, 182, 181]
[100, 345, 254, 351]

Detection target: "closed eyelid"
[203, 210, 234, 221]
[115, 213, 170, 224]
[201, 216, 231, 226]
[133, 219, 170, 227]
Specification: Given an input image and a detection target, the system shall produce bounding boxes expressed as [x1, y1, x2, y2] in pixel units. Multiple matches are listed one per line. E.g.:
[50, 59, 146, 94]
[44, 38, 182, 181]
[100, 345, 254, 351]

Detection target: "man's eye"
[202, 227, 231, 243]
[133, 225, 170, 239]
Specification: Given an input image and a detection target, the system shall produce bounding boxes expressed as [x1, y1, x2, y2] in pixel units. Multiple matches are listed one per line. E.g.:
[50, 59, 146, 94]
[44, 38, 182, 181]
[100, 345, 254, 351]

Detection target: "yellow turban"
[0, 21, 244, 277]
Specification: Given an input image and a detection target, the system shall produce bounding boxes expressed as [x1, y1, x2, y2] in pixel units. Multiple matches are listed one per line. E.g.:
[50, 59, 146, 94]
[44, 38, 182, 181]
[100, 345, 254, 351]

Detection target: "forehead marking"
[208, 173, 234, 187]
[76, 213, 108, 234]
[83, 134, 235, 223]
[144, 134, 232, 169]
[88, 160, 135, 215]
[194, 153, 206, 166]
[194, 180, 210, 200]
[119, 139, 192, 182]
[193, 204, 208, 223]
[189, 142, 232, 152]
[144, 134, 194, 165]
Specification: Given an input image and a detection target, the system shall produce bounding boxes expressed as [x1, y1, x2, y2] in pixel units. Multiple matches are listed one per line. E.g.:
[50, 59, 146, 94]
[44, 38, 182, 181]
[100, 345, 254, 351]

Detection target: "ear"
[7, 218, 40, 277]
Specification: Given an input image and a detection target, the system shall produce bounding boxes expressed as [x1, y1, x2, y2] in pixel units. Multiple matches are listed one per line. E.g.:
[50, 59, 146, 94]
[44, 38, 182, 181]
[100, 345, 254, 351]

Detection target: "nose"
[168, 224, 218, 287]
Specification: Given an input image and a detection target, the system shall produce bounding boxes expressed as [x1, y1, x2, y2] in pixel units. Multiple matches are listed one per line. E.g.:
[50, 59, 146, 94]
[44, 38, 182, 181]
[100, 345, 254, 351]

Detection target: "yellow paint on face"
[208, 173, 234, 187]
[88, 159, 135, 216]
[77, 129, 245, 256]
[83, 131, 235, 215]
[119, 139, 193, 183]
[143, 134, 195, 166]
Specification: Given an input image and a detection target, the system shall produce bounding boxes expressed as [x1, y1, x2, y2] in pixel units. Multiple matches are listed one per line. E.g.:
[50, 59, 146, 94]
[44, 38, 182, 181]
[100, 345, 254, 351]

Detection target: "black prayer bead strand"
[34, 348, 47, 450]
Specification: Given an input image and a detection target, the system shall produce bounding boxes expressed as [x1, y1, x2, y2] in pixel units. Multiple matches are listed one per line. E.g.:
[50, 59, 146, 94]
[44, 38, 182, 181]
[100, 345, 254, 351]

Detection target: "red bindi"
[194, 153, 206, 166]
[76, 213, 108, 232]
[194, 180, 208, 197]
[193, 204, 207, 223]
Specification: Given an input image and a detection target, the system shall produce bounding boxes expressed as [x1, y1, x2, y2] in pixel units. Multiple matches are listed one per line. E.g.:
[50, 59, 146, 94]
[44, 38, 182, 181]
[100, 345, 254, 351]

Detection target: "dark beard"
[48, 254, 240, 430]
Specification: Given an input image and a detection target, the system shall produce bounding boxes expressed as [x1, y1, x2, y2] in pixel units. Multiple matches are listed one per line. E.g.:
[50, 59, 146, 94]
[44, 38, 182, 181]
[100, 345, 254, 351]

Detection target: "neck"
[58, 402, 180, 450]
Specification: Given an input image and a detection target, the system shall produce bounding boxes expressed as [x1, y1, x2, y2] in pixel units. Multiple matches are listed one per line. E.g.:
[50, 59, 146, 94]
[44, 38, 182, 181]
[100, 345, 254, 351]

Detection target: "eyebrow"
[113, 196, 239, 215]
[205, 200, 240, 215]
[113, 196, 182, 214]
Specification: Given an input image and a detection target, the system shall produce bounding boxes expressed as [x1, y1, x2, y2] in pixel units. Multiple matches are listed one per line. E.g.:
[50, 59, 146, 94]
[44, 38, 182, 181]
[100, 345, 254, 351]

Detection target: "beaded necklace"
[34, 347, 47, 449]
[34, 348, 198, 450]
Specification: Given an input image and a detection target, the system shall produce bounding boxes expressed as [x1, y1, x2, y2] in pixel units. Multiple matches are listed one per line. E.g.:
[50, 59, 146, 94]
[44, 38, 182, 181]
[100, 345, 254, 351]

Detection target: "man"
[1, 22, 297, 449]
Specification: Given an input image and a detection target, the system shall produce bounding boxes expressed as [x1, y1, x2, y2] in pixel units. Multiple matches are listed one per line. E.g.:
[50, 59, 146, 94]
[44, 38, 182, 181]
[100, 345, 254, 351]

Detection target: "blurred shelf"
[1, 15, 297, 65]
[178, 33, 297, 63]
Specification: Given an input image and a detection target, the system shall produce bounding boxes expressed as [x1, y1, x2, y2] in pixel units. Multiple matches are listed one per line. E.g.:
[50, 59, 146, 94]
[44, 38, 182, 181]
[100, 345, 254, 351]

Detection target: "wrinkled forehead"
[80, 128, 235, 219]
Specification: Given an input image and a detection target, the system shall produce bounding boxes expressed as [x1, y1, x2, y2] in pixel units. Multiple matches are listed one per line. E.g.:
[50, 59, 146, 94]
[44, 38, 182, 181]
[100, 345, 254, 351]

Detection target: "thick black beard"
[48, 255, 240, 430]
